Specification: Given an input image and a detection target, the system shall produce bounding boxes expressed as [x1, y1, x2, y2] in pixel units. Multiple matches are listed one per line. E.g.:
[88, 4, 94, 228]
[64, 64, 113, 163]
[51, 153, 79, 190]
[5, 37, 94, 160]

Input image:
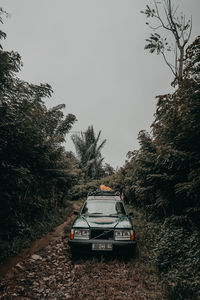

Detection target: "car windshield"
[81, 200, 126, 216]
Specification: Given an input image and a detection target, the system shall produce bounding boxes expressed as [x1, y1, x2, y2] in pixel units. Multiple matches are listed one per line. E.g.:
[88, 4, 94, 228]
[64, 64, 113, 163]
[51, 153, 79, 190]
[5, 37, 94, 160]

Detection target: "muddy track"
[0, 201, 81, 278]
[0, 202, 163, 300]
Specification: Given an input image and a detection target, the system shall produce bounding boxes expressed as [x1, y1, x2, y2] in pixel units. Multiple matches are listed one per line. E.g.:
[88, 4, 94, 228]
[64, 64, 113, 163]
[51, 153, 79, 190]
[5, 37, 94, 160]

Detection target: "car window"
[81, 200, 126, 216]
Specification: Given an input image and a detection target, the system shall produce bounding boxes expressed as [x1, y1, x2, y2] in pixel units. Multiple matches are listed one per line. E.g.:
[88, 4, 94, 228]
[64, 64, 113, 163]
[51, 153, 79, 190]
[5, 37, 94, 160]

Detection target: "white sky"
[1, 0, 200, 168]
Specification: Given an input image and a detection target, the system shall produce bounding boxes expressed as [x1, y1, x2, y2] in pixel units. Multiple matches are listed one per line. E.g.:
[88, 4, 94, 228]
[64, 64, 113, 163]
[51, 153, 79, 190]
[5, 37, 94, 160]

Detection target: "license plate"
[92, 243, 113, 251]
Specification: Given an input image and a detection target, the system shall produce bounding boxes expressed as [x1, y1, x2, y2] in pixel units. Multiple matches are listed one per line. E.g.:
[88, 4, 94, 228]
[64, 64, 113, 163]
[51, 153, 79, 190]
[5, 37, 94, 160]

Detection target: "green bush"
[0, 204, 72, 262]
[155, 216, 200, 300]
[68, 180, 101, 200]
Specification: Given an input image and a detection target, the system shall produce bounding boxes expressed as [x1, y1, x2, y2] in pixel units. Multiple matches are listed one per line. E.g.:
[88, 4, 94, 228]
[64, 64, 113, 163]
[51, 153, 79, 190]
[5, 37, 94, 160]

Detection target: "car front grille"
[91, 229, 114, 240]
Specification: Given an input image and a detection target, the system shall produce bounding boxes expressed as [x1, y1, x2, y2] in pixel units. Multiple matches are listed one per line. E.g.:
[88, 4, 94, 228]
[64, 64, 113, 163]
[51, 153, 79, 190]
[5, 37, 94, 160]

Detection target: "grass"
[0, 201, 74, 263]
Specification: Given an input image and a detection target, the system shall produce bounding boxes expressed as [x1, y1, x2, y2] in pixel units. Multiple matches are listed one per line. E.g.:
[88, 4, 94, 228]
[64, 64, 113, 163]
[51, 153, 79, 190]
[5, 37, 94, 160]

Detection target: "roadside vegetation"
[0, 8, 80, 261]
[101, 36, 200, 299]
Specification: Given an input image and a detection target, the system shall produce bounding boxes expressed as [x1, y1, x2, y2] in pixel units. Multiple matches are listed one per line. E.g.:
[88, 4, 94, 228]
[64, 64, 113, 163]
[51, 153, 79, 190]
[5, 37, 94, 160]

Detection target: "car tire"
[125, 245, 139, 259]
[132, 244, 139, 258]
[71, 251, 80, 260]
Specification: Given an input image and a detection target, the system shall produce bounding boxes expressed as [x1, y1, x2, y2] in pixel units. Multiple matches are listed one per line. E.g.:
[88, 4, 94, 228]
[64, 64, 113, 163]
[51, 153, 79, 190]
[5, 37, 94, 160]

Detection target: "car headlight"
[70, 229, 90, 240]
[114, 230, 134, 241]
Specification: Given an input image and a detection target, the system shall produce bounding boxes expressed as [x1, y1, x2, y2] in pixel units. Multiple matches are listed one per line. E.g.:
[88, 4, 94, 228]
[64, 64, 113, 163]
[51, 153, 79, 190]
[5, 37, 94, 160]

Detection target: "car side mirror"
[128, 212, 133, 217]
[74, 210, 79, 215]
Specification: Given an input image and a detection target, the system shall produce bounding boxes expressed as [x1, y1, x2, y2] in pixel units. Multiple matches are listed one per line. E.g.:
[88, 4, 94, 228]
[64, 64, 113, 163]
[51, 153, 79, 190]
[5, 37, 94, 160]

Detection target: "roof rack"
[87, 190, 120, 197]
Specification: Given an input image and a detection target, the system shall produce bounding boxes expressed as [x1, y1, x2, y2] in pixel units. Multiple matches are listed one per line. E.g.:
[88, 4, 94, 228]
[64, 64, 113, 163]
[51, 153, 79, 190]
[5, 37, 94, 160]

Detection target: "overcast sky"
[1, 0, 200, 168]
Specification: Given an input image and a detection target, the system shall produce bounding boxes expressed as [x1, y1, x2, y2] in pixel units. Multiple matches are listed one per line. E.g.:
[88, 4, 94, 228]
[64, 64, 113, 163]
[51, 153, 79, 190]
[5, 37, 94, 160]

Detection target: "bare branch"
[167, 1, 181, 48]
[185, 16, 192, 45]
[172, 5, 179, 18]
[175, 45, 178, 74]
[161, 49, 176, 76]
[149, 24, 163, 30]
[154, 0, 172, 31]
[181, 26, 185, 45]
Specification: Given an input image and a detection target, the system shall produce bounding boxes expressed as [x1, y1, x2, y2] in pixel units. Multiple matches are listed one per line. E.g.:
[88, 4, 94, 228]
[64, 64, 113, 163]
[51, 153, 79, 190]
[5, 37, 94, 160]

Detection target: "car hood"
[72, 215, 132, 229]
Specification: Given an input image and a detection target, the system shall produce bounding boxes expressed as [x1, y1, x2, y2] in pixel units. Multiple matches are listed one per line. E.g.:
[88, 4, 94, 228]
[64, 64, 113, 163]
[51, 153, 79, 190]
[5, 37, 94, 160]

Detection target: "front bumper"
[68, 238, 137, 255]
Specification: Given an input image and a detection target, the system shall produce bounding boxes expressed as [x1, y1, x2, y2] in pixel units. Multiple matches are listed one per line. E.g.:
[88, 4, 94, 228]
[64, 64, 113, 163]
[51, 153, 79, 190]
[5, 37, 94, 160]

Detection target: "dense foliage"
[103, 37, 200, 299]
[0, 10, 80, 261]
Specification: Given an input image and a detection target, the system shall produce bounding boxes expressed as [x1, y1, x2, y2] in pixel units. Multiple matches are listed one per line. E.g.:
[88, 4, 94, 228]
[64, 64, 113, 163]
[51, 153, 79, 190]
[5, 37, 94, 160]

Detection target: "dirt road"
[0, 202, 163, 300]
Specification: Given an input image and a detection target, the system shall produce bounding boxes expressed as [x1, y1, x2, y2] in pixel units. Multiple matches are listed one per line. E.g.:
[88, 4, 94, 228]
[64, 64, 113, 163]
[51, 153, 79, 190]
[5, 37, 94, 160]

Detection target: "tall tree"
[142, 0, 192, 85]
[71, 125, 106, 180]
[0, 7, 78, 260]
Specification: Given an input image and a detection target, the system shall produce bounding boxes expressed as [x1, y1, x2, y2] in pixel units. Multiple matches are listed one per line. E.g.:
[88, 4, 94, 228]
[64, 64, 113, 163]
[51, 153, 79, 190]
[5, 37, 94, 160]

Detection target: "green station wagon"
[68, 191, 137, 256]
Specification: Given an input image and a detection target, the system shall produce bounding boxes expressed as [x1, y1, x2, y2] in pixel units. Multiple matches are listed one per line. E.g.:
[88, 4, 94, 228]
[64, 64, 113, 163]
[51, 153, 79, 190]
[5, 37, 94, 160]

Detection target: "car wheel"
[132, 245, 139, 258]
[71, 250, 80, 260]
[125, 245, 139, 259]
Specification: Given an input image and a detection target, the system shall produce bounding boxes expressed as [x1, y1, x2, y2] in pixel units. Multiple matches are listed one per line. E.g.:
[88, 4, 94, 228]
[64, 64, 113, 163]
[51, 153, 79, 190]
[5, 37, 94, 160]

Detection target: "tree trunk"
[178, 47, 184, 83]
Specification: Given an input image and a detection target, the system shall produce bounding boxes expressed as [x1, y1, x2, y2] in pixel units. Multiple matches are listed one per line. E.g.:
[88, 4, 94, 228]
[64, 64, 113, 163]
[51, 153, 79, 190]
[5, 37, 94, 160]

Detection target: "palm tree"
[71, 126, 106, 180]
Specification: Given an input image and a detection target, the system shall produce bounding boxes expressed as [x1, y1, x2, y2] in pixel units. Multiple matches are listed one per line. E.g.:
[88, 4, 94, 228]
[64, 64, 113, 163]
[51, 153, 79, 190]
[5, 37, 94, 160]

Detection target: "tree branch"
[161, 49, 176, 76]
[154, 0, 172, 32]
[149, 24, 163, 30]
[184, 16, 192, 46]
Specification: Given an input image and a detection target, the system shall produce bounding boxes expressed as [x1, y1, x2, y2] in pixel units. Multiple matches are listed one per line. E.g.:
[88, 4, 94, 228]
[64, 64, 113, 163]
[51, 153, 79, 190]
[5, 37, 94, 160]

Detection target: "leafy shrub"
[68, 180, 101, 200]
[155, 216, 200, 299]
[0, 204, 72, 262]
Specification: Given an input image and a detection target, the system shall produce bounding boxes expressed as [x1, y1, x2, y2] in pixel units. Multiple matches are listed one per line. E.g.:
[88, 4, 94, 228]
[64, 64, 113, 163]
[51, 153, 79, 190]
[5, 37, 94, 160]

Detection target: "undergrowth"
[155, 216, 200, 300]
[129, 205, 200, 300]
[0, 201, 73, 263]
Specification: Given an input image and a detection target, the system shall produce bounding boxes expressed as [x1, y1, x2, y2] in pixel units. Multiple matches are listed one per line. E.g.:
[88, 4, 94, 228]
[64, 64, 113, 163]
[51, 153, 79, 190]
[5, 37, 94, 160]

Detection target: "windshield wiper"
[108, 213, 119, 217]
[86, 213, 104, 216]
[108, 213, 125, 217]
